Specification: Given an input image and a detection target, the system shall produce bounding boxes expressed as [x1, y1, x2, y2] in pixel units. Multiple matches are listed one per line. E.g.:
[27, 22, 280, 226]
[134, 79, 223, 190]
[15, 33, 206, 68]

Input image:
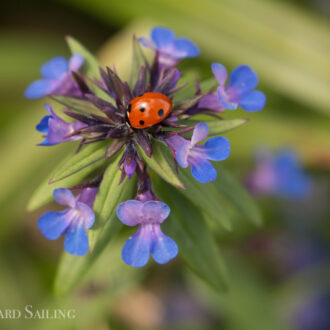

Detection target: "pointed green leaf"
[66, 36, 100, 79]
[66, 36, 112, 101]
[214, 165, 262, 226]
[178, 168, 232, 230]
[54, 168, 136, 295]
[88, 152, 135, 250]
[50, 141, 109, 183]
[207, 118, 248, 136]
[137, 139, 185, 189]
[27, 144, 109, 212]
[155, 180, 228, 291]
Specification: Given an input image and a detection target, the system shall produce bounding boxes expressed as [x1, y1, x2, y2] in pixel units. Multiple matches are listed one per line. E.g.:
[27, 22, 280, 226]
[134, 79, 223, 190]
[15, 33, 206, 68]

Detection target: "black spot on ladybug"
[139, 106, 145, 112]
[139, 120, 145, 125]
[158, 109, 164, 117]
[127, 104, 131, 113]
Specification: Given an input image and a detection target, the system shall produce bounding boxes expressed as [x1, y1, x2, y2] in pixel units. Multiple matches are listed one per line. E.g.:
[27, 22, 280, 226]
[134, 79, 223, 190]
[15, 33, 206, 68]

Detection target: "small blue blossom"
[247, 149, 312, 199]
[38, 187, 97, 256]
[36, 104, 86, 146]
[139, 27, 200, 67]
[117, 200, 178, 267]
[212, 63, 266, 112]
[24, 54, 84, 99]
[167, 122, 230, 183]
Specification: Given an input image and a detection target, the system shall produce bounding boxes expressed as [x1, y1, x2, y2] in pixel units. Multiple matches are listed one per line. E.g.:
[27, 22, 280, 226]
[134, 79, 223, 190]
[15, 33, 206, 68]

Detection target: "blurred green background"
[0, 0, 329, 329]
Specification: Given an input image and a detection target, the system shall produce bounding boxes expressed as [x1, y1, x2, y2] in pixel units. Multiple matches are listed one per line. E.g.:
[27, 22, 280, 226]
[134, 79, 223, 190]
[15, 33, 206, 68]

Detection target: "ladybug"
[127, 92, 173, 129]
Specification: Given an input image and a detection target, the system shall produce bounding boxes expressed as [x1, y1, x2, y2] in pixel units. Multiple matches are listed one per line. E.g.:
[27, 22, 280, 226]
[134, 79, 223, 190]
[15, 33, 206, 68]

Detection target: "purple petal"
[229, 65, 258, 94]
[77, 187, 98, 208]
[138, 37, 155, 49]
[69, 54, 84, 71]
[151, 27, 175, 49]
[117, 200, 143, 226]
[239, 90, 266, 112]
[142, 201, 170, 224]
[76, 202, 95, 229]
[176, 140, 191, 168]
[204, 136, 230, 161]
[53, 188, 76, 208]
[191, 122, 209, 146]
[211, 63, 227, 86]
[151, 227, 178, 264]
[166, 135, 187, 152]
[122, 227, 151, 267]
[171, 37, 200, 58]
[36, 115, 51, 133]
[24, 79, 54, 99]
[217, 86, 239, 110]
[198, 93, 225, 112]
[191, 159, 217, 183]
[38, 210, 71, 240]
[64, 223, 89, 256]
[41, 56, 68, 79]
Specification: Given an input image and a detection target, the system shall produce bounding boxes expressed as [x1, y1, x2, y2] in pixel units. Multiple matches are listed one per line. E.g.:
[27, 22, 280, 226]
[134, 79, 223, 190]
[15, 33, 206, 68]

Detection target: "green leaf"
[155, 180, 228, 291]
[214, 165, 262, 226]
[137, 139, 185, 189]
[207, 118, 248, 136]
[66, 36, 100, 79]
[178, 169, 232, 231]
[50, 141, 109, 183]
[54, 170, 136, 295]
[27, 144, 109, 211]
[88, 151, 134, 250]
[66, 36, 112, 101]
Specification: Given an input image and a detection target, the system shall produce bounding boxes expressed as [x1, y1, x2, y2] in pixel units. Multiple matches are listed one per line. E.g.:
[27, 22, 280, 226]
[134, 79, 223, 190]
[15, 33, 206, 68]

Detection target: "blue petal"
[69, 54, 84, 71]
[41, 56, 68, 79]
[176, 140, 191, 168]
[64, 224, 89, 256]
[142, 201, 170, 224]
[38, 211, 71, 240]
[217, 86, 239, 110]
[239, 90, 266, 112]
[151, 27, 175, 49]
[172, 37, 200, 58]
[53, 188, 76, 208]
[36, 116, 51, 133]
[117, 200, 143, 226]
[24, 79, 53, 99]
[121, 228, 151, 267]
[191, 159, 217, 183]
[204, 137, 231, 161]
[229, 65, 258, 94]
[211, 63, 228, 85]
[151, 233, 178, 264]
[191, 122, 209, 146]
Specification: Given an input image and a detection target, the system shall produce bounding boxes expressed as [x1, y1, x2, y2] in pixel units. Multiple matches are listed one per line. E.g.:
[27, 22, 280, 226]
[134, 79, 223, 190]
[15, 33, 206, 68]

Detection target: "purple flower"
[139, 27, 199, 67]
[38, 187, 97, 256]
[117, 200, 178, 267]
[24, 54, 84, 99]
[212, 63, 266, 112]
[197, 93, 225, 112]
[168, 122, 230, 183]
[36, 104, 86, 146]
[247, 149, 312, 199]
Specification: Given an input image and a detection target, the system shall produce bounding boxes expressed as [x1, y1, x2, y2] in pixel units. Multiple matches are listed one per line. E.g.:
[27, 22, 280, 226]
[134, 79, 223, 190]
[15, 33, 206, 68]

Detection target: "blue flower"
[36, 104, 86, 146]
[117, 200, 178, 267]
[24, 54, 84, 99]
[247, 149, 312, 199]
[139, 27, 200, 67]
[38, 188, 97, 256]
[168, 122, 230, 183]
[212, 63, 266, 112]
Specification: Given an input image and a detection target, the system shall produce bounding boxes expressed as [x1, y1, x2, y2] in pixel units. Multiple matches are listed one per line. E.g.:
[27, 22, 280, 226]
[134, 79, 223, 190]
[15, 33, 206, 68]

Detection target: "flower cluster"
[26, 27, 266, 266]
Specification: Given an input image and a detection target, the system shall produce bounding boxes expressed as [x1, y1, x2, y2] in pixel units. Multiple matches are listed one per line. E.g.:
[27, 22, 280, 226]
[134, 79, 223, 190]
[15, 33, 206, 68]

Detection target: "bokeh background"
[0, 0, 329, 329]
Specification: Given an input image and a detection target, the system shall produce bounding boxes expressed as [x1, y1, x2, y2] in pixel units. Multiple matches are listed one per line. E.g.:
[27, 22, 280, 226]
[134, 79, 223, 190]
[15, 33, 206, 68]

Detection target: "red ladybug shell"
[127, 92, 172, 129]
